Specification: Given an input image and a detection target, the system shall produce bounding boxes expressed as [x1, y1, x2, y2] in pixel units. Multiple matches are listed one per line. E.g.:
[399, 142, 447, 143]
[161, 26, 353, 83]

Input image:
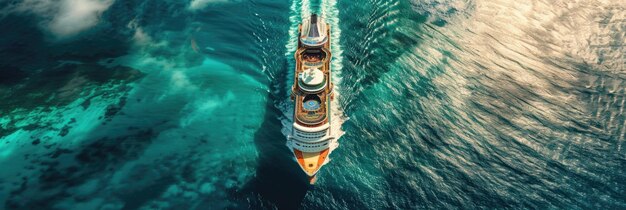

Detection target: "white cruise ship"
[287, 13, 339, 184]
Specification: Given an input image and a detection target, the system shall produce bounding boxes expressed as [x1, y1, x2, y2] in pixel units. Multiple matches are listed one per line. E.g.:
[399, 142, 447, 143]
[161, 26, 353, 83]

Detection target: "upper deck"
[293, 22, 332, 128]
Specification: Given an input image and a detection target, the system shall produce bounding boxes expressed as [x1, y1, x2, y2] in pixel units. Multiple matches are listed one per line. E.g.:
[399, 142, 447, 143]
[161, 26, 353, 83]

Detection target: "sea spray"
[321, 0, 346, 152]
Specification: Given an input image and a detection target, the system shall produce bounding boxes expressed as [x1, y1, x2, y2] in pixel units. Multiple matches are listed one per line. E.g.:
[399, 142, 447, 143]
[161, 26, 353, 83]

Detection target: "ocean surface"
[1, 0, 625, 209]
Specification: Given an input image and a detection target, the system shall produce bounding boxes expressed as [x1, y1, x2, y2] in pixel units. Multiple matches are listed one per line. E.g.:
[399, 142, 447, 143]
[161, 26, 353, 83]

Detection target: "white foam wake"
[301, 0, 310, 18]
[321, 0, 346, 143]
[280, 0, 304, 137]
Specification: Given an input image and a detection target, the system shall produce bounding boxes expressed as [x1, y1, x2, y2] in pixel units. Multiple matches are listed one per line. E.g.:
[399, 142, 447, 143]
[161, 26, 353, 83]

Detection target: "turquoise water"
[1, 0, 625, 209]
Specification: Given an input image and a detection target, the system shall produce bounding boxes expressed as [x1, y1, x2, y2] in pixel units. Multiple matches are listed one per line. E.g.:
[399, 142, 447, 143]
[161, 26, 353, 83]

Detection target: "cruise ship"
[287, 14, 338, 184]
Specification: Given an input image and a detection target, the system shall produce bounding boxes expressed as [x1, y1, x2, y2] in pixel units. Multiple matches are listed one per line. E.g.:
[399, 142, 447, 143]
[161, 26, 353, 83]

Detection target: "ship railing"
[303, 61, 323, 66]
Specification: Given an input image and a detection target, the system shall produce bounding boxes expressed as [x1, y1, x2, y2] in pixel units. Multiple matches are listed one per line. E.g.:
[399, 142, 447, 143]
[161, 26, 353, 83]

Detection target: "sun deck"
[293, 29, 332, 127]
[295, 94, 328, 126]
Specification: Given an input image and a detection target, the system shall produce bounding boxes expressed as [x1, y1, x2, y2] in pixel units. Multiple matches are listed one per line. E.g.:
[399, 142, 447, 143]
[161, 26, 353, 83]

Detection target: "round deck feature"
[300, 68, 324, 86]
[302, 94, 322, 111]
[303, 99, 321, 111]
[298, 68, 326, 93]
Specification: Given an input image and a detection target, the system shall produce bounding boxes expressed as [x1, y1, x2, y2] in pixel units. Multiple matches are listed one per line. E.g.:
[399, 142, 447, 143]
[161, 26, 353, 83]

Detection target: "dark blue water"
[1, 0, 625, 209]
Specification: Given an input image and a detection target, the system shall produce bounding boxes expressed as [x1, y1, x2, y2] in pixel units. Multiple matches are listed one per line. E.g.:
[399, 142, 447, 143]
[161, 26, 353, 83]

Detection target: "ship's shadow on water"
[236, 93, 311, 209]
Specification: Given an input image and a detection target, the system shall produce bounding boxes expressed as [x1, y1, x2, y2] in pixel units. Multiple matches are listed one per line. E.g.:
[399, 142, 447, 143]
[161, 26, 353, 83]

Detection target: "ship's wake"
[278, 0, 304, 137]
[321, 0, 346, 149]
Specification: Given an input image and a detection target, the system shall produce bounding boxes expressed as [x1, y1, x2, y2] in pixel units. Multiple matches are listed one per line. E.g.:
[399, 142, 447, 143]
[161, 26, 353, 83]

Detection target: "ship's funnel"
[300, 13, 328, 47]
